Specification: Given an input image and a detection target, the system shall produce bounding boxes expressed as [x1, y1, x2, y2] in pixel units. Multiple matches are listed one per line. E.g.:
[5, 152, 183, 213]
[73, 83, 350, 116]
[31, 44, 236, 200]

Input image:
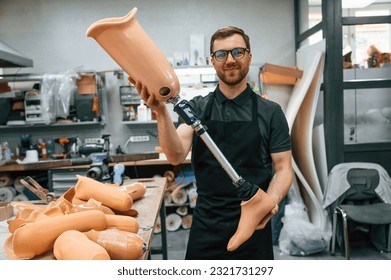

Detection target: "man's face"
[211, 34, 252, 86]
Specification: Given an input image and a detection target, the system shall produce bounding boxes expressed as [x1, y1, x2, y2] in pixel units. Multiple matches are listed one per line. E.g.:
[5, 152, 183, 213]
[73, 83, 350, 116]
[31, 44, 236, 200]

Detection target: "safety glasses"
[211, 47, 249, 62]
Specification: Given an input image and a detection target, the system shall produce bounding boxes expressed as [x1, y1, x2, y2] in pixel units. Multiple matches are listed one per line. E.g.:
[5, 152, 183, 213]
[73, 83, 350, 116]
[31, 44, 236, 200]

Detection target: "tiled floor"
[151, 229, 391, 260]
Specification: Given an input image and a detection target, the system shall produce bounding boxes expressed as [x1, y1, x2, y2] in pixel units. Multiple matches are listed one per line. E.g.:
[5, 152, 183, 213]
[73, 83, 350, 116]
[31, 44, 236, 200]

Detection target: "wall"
[0, 0, 296, 153]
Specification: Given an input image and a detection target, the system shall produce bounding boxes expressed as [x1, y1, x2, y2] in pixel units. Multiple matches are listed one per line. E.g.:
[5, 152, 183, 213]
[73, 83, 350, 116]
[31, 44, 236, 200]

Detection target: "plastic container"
[2, 142, 11, 160]
[137, 101, 148, 122]
[129, 106, 136, 121]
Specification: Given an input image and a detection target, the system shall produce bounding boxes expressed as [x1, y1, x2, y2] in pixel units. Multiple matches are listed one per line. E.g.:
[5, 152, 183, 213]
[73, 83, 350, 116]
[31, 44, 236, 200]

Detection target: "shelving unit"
[0, 72, 108, 155]
[294, 0, 391, 174]
[161, 165, 196, 232]
[122, 120, 157, 125]
[0, 120, 103, 129]
[119, 66, 217, 126]
[119, 85, 141, 122]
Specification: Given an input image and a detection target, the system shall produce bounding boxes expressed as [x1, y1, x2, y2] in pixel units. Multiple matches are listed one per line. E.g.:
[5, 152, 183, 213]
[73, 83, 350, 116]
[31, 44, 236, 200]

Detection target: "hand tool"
[20, 176, 57, 203]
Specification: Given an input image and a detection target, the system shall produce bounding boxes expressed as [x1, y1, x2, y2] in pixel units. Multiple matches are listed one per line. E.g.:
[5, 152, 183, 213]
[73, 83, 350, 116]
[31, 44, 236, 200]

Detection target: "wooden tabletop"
[0, 152, 160, 172]
[0, 152, 192, 172]
[0, 177, 167, 260]
[128, 177, 167, 260]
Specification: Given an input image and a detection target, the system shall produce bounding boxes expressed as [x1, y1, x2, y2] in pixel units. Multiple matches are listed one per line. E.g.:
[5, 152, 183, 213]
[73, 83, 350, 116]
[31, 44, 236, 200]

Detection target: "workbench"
[0, 177, 167, 260]
[0, 152, 161, 172]
[0, 151, 190, 195]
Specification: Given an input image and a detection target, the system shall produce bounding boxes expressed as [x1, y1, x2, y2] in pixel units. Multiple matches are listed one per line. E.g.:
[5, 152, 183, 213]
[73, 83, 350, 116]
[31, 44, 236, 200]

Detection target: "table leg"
[159, 199, 168, 260]
[150, 199, 168, 259]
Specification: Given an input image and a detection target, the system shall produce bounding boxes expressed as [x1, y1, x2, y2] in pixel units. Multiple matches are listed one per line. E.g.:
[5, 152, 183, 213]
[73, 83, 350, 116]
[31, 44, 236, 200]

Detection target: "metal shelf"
[122, 120, 157, 125]
[294, 0, 391, 174]
[0, 120, 104, 130]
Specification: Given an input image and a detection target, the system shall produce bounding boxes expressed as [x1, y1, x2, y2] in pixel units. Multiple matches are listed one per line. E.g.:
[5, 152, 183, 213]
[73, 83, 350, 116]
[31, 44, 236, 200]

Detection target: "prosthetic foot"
[227, 188, 276, 251]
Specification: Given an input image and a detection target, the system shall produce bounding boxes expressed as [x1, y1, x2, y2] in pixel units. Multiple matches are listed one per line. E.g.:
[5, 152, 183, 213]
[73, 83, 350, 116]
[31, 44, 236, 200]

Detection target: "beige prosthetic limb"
[227, 189, 276, 251]
[105, 214, 139, 233]
[74, 175, 133, 212]
[86, 7, 180, 102]
[5, 210, 107, 259]
[54, 230, 110, 260]
[116, 182, 147, 201]
[85, 228, 146, 260]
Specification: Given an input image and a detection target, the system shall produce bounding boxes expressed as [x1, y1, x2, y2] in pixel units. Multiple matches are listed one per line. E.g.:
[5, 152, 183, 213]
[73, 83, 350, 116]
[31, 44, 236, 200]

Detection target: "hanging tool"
[52, 137, 79, 159]
[102, 134, 111, 154]
[20, 176, 57, 203]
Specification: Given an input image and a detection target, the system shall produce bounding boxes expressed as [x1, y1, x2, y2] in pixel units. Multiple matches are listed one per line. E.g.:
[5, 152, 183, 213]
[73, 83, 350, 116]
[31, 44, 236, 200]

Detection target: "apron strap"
[205, 87, 259, 123]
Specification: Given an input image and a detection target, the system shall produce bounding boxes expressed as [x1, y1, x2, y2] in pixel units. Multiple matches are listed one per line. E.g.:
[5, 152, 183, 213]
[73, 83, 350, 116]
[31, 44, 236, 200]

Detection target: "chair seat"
[339, 203, 391, 225]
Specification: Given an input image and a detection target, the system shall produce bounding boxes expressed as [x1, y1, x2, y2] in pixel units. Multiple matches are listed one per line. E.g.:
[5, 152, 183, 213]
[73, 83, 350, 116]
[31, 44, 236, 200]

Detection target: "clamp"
[20, 176, 57, 203]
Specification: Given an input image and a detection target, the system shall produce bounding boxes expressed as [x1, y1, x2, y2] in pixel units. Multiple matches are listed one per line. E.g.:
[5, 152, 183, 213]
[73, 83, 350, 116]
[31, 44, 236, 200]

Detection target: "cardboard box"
[0, 202, 13, 221]
[77, 74, 97, 95]
[0, 82, 11, 93]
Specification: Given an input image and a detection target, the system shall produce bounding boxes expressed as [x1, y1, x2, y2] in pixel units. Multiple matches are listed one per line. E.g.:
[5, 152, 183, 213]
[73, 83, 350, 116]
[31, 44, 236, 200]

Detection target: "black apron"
[185, 90, 274, 260]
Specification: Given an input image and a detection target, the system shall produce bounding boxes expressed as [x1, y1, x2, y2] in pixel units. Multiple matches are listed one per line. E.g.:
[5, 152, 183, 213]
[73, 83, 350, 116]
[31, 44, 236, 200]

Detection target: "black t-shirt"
[177, 85, 291, 158]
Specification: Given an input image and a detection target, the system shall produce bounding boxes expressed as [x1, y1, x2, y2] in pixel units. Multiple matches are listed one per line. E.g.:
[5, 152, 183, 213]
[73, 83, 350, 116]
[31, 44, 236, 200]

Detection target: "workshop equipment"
[112, 163, 125, 185]
[78, 142, 104, 156]
[79, 135, 111, 157]
[102, 134, 111, 154]
[25, 89, 45, 124]
[85, 153, 111, 182]
[20, 176, 57, 203]
[53, 137, 79, 159]
[20, 134, 32, 156]
[85, 154, 125, 183]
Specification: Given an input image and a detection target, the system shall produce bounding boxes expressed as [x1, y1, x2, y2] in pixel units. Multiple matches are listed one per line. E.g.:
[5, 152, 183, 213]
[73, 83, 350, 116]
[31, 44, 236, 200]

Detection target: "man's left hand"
[255, 204, 279, 230]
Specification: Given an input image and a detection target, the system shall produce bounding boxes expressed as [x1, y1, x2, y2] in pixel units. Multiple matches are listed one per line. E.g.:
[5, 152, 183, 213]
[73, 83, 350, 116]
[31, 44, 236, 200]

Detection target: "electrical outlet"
[85, 138, 105, 144]
[129, 136, 150, 142]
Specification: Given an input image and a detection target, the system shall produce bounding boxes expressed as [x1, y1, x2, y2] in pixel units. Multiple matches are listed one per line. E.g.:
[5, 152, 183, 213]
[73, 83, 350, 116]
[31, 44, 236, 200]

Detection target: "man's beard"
[217, 66, 248, 86]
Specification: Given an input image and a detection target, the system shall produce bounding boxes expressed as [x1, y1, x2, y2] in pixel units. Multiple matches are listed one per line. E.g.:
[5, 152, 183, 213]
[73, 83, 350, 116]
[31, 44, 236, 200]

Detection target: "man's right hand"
[131, 80, 166, 115]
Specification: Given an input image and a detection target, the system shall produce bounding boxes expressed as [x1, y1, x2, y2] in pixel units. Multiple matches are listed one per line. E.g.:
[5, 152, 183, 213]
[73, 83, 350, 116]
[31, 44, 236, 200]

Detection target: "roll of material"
[13, 176, 25, 194]
[13, 194, 29, 201]
[0, 173, 14, 187]
[171, 188, 188, 205]
[181, 214, 193, 230]
[176, 206, 188, 216]
[166, 213, 182, 232]
[164, 191, 172, 205]
[154, 215, 161, 234]
[0, 186, 16, 202]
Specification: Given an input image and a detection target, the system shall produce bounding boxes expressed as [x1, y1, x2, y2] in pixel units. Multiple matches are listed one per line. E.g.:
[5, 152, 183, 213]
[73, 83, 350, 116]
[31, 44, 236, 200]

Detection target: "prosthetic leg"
[168, 96, 276, 251]
[86, 7, 276, 251]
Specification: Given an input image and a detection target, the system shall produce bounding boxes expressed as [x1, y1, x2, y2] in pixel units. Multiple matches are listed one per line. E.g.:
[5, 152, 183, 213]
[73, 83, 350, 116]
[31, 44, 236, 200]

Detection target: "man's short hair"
[210, 26, 251, 54]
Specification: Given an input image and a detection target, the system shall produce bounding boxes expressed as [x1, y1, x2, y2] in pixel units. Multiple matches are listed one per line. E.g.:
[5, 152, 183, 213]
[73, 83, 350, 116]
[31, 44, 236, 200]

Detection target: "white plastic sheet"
[41, 71, 78, 124]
